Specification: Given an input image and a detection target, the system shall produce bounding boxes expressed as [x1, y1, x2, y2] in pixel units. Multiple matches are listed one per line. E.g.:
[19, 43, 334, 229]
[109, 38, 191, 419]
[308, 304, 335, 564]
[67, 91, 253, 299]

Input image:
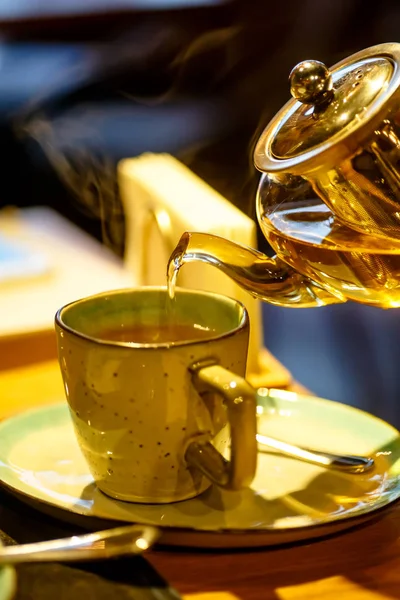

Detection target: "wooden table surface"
[0, 357, 399, 600]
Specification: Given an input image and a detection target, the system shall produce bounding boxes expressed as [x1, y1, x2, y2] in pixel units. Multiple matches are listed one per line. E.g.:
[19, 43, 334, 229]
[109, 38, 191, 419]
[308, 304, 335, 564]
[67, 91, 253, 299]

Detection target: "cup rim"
[55, 286, 249, 349]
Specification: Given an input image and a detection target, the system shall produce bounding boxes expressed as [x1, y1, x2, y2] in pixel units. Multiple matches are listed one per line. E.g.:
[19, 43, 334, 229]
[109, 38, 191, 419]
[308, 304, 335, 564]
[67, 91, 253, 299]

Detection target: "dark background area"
[0, 0, 400, 425]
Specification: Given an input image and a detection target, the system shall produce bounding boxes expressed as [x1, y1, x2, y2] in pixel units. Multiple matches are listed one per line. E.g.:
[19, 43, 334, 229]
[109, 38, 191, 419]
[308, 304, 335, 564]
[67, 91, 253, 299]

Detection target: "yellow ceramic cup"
[55, 287, 257, 504]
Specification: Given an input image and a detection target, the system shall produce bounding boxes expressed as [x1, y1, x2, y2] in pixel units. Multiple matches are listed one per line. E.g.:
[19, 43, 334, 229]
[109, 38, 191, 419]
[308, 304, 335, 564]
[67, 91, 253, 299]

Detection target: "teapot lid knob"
[289, 60, 333, 106]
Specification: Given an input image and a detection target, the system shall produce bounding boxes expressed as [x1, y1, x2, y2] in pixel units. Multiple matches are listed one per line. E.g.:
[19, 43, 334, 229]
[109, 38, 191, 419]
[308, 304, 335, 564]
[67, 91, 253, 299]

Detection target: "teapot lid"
[254, 43, 400, 175]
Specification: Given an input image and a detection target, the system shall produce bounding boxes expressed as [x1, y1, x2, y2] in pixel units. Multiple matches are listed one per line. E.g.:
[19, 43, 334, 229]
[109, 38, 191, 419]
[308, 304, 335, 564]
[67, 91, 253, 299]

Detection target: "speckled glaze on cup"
[55, 287, 257, 504]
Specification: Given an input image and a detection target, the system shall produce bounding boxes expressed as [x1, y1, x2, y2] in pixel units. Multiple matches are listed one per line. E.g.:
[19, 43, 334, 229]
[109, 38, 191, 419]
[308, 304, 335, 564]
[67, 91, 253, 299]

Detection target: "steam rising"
[15, 19, 263, 255]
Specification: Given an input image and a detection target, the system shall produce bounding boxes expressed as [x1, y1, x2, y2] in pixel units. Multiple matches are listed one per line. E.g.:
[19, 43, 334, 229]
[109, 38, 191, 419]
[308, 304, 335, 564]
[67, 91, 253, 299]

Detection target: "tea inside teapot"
[258, 175, 400, 307]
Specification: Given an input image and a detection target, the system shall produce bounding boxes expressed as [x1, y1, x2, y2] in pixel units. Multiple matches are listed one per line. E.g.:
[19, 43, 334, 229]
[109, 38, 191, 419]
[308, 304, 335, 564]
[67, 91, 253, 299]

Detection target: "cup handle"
[185, 361, 258, 490]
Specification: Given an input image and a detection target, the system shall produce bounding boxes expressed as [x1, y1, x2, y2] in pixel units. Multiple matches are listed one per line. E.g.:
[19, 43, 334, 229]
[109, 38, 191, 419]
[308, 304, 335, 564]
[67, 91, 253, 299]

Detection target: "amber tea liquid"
[98, 323, 214, 344]
[261, 199, 400, 307]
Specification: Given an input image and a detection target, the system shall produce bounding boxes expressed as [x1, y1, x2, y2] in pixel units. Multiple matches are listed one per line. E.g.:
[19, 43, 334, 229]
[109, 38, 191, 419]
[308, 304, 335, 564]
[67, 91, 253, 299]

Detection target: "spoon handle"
[0, 524, 160, 565]
[256, 433, 374, 474]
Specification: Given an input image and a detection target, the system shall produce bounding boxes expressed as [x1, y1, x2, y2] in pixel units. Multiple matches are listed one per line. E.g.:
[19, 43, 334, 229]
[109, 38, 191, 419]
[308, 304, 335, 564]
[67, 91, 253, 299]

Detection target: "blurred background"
[0, 0, 400, 425]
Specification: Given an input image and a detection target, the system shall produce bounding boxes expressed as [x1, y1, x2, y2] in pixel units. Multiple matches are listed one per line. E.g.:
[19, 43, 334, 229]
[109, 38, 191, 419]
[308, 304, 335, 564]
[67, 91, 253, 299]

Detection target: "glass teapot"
[168, 43, 400, 309]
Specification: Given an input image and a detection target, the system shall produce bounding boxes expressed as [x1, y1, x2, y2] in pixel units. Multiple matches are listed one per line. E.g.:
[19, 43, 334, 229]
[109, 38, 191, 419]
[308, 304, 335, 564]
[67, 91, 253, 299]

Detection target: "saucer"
[0, 389, 399, 548]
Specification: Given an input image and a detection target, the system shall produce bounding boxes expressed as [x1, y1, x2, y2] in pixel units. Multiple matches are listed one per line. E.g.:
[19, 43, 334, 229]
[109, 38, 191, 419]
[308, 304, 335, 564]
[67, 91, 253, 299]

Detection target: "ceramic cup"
[55, 287, 258, 503]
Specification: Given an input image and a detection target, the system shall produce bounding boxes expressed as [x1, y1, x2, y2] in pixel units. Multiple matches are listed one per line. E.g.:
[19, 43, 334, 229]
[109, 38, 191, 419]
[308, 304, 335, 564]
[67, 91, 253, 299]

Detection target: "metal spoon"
[257, 433, 375, 474]
[0, 524, 160, 565]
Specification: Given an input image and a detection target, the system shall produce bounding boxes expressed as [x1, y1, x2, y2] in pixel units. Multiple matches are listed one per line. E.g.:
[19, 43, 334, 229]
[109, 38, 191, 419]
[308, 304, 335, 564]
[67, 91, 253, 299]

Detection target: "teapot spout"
[168, 232, 344, 308]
